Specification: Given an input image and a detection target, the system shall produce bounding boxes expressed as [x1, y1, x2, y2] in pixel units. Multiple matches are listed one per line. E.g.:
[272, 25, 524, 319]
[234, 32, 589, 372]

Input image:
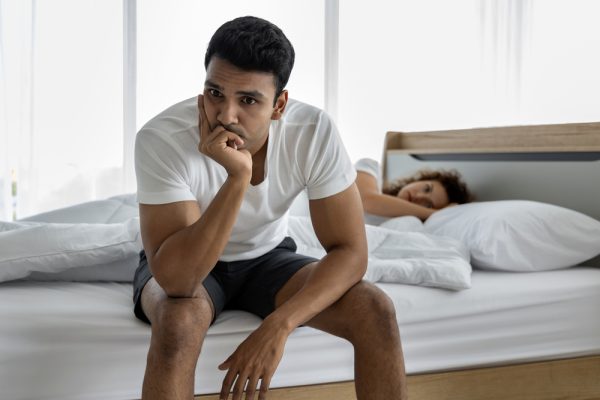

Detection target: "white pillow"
[0, 218, 141, 283]
[289, 216, 471, 290]
[424, 201, 600, 271]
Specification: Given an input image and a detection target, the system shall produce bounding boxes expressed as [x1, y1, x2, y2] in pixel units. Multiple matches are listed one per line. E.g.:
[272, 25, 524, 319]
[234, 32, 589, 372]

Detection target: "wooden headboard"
[382, 121, 600, 220]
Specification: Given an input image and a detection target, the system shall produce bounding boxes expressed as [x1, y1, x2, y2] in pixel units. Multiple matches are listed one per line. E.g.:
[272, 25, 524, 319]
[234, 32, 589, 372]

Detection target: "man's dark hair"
[205, 16, 295, 99]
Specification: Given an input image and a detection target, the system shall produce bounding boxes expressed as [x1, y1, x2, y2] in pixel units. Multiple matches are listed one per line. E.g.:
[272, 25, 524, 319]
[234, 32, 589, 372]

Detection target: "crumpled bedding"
[0, 194, 471, 289]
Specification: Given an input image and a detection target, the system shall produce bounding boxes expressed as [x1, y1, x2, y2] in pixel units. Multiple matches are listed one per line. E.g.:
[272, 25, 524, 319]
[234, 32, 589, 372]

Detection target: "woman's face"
[397, 180, 449, 209]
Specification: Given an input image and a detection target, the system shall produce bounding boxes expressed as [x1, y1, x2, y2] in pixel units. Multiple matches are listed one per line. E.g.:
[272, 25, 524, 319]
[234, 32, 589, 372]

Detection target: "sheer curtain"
[0, 0, 325, 220]
[1, 0, 124, 220]
[2, 0, 599, 220]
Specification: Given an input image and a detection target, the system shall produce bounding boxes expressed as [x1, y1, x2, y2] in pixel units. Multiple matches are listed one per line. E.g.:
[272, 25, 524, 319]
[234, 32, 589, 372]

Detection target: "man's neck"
[250, 137, 269, 186]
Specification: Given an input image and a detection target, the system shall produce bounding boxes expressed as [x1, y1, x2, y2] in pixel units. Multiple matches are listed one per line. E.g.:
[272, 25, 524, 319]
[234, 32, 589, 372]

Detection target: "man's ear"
[271, 90, 288, 120]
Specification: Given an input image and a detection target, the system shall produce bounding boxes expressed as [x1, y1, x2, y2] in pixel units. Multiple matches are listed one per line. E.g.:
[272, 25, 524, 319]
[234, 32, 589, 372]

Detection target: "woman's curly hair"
[383, 169, 475, 205]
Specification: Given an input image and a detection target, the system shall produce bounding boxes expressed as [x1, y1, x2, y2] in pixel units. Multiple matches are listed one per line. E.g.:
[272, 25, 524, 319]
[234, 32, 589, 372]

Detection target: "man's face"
[202, 57, 287, 156]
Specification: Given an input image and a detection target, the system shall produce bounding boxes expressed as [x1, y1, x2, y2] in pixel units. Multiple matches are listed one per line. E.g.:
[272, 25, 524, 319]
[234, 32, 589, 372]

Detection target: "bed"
[1, 122, 599, 400]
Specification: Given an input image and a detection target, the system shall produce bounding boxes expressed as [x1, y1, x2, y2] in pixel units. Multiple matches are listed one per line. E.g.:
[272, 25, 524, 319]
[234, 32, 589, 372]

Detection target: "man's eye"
[241, 97, 257, 105]
[209, 89, 222, 97]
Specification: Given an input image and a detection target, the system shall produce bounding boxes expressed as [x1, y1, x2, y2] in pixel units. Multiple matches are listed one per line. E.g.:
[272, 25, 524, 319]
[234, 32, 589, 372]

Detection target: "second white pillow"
[424, 200, 600, 271]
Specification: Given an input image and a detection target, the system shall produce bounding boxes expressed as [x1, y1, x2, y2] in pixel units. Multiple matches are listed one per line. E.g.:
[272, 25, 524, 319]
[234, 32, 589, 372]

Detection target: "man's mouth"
[222, 124, 244, 138]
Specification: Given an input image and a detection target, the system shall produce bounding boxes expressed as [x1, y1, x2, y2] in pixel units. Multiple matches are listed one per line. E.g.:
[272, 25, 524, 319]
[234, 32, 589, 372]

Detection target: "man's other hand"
[218, 318, 289, 400]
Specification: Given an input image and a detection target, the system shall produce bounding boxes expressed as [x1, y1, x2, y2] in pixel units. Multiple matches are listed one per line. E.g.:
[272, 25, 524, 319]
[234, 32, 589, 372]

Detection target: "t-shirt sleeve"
[134, 129, 196, 204]
[303, 111, 357, 200]
[354, 158, 383, 191]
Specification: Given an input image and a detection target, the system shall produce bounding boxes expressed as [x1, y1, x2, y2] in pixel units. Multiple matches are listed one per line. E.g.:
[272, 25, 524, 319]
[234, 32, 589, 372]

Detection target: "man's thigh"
[275, 266, 393, 339]
[233, 237, 318, 318]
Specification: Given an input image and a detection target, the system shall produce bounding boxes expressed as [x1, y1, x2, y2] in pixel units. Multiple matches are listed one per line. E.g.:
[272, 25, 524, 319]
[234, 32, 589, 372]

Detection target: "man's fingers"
[244, 376, 260, 400]
[258, 376, 271, 400]
[220, 368, 238, 400]
[202, 130, 244, 154]
[219, 354, 233, 370]
[231, 372, 248, 400]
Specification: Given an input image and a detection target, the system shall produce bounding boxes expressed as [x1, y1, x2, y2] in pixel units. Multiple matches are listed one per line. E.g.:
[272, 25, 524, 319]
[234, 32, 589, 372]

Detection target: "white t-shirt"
[135, 97, 356, 261]
[354, 158, 388, 226]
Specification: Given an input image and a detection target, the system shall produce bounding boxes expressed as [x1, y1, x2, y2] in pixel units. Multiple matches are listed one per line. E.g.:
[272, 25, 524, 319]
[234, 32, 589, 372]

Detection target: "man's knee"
[344, 281, 399, 342]
[151, 296, 212, 359]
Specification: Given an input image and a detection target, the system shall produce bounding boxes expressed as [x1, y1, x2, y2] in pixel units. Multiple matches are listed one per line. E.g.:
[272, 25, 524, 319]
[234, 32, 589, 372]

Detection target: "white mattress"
[1, 267, 600, 400]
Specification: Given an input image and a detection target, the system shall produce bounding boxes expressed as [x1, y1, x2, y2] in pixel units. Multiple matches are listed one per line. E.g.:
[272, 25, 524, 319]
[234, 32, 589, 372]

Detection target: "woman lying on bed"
[355, 158, 473, 224]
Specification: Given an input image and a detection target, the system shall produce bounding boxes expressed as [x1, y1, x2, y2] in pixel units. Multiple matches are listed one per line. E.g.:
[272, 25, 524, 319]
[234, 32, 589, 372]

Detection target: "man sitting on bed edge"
[133, 16, 407, 400]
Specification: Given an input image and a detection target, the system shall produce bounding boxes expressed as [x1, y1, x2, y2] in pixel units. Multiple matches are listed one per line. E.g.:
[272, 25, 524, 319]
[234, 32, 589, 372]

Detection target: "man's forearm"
[151, 175, 249, 297]
[265, 246, 367, 332]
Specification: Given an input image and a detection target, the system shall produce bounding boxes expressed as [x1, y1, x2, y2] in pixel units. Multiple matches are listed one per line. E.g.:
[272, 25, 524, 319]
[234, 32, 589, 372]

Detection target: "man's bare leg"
[139, 278, 215, 400]
[275, 263, 407, 400]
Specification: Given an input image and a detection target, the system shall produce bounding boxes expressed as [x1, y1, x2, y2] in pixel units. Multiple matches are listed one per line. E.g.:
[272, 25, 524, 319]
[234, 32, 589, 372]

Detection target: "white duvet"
[0, 194, 471, 290]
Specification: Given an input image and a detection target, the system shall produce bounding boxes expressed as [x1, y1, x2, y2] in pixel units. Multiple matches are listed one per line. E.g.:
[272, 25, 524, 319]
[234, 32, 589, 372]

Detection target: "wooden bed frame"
[196, 122, 600, 400]
[196, 355, 600, 400]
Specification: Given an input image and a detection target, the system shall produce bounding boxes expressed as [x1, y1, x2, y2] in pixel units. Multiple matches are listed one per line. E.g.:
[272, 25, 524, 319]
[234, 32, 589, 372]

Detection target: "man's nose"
[216, 101, 239, 126]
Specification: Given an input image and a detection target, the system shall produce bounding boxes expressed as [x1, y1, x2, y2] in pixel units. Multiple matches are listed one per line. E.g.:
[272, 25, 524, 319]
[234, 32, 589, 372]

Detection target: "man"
[133, 16, 407, 400]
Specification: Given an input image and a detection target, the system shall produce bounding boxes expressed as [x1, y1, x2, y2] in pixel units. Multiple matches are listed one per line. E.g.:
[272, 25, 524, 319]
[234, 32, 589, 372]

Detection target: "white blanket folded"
[0, 216, 471, 290]
[288, 216, 471, 290]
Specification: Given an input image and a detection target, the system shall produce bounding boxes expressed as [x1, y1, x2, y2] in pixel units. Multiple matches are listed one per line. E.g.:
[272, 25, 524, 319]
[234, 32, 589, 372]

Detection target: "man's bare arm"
[268, 182, 368, 331]
[216, 183, 368, 398]
[139, 175, 249, 297]
[139, 95, 252, 298]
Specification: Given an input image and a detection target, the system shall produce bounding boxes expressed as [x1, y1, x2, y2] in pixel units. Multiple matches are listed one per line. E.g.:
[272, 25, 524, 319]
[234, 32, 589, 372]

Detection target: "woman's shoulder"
[354, 158, 383, 191]
[354, 158, 380, 176]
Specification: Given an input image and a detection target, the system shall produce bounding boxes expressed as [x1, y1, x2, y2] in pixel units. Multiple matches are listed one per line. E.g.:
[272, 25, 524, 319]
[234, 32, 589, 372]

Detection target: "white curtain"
[1, 0, 35, 220]
[0, 0, 326, 220]
[2, 0, 599, 220]
[1, 0, 124, 220]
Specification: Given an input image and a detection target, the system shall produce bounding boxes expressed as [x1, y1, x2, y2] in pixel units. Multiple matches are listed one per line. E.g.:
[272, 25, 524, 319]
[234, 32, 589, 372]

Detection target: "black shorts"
[132, 237, 318, 325]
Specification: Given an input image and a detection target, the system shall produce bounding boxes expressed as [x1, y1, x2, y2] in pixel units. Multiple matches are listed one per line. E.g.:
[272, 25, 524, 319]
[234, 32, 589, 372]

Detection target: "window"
[1, 0, 325, 219]
[2, 0, 598, 219]
[1, 0, 123, 219]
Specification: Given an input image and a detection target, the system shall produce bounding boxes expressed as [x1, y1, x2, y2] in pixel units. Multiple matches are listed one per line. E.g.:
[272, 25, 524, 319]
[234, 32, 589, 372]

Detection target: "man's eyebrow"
[204, 80, 223, 90]
[204, 80, 266, 99]
[237, 89, 266, 99]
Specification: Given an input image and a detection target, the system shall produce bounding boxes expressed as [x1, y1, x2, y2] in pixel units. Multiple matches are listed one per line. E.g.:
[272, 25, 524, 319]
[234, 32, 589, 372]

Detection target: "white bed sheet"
[1, 267, 599, 400]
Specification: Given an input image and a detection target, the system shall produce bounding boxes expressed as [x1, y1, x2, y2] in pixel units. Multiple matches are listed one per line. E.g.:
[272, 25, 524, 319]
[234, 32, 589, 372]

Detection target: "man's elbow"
[356, 254, 368, 281]
[348, 245, 368, 282]
[151, 263, 203, 298]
